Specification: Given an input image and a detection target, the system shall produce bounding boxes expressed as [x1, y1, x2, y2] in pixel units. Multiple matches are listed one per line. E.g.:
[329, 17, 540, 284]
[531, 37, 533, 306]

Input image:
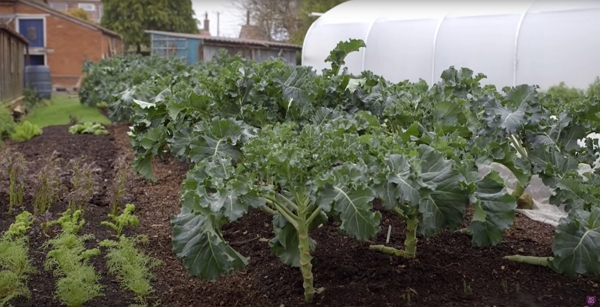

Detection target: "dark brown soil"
[1, 122, 599, 307]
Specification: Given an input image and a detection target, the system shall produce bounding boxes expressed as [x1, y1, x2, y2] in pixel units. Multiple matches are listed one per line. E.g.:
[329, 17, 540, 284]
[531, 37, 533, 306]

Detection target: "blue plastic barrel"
[25, 65, 52, 99]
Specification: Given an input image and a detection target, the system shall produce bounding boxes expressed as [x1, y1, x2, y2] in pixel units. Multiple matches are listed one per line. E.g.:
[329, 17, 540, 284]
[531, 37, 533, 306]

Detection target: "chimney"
[246, 10, 250, 25]
[204, 12, 210, 32]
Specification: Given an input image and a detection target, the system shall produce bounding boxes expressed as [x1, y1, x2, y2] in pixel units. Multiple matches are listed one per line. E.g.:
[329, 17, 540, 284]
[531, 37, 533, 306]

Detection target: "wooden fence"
[0, 24, 28, 106]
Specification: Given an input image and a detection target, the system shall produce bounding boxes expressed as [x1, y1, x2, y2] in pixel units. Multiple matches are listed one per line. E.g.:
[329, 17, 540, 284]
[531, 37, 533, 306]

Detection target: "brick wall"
[0, 1, 121, 89]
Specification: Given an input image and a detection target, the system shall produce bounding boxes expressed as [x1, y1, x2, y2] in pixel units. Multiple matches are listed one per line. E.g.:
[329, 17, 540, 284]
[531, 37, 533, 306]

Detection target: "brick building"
[0, 0, 121, 91]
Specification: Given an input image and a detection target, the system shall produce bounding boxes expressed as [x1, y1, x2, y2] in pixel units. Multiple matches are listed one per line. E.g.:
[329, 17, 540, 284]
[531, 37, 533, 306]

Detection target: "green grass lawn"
[24, 95, 110, 128]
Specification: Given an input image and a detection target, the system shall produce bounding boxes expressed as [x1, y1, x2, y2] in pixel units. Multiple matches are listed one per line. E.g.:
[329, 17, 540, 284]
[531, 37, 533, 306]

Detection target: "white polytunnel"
[302, 0, 600, 90]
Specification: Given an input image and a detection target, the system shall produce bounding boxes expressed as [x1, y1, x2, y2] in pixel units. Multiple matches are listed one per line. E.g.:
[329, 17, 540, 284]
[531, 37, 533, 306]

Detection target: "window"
[78, 3, 96, 12]
[49, 3, 68, 11]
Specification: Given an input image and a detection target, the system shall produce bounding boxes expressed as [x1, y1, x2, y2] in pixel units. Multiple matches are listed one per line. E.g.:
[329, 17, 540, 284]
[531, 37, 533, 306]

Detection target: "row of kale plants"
[80, 40, 600, 303]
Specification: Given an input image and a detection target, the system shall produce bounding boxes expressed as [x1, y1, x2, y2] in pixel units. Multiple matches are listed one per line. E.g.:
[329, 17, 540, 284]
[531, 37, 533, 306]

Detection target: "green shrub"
[0, 108, 16, 142]
[9, 121, 42, 142]
[545, 82, 584, 103]
[24, 86, 42, 111]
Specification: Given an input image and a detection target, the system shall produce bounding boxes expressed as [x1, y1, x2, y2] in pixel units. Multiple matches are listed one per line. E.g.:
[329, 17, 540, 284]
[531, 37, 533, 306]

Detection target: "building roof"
[0, 23, 28, 44]
[145, 30, 302, 50]
[13, 0, 121, 38]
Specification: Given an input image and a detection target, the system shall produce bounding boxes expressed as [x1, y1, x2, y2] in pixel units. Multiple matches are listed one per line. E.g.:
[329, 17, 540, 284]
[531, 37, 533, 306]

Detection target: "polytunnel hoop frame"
[361, 15, 383, 72]
[513, 3, 535, 87]
[431, 12, 450, 84]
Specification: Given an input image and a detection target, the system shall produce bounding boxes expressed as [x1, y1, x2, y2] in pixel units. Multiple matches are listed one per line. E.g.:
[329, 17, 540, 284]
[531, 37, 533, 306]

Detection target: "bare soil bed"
[1, 123, 599, 307]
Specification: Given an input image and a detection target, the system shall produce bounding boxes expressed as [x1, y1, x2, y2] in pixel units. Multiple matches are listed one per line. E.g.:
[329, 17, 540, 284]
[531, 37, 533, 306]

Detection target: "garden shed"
[302, 0, 600, 90]
[0, 23, 28, 105]
[145, 30, 301, 66]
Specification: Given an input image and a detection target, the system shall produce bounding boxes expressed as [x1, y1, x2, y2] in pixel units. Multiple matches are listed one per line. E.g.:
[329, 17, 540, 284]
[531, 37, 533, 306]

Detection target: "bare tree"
[233, 0, 301, 41]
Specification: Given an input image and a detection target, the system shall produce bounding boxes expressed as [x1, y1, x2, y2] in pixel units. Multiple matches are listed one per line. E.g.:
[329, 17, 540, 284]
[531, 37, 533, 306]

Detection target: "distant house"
[46, 0, 102, 24]
[0, 0, 121, 91]
[0, 23, 28, 105]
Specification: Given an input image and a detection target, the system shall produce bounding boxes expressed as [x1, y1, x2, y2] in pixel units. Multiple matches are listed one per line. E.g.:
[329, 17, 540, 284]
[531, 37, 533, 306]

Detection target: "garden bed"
[0, 123, 598, 307]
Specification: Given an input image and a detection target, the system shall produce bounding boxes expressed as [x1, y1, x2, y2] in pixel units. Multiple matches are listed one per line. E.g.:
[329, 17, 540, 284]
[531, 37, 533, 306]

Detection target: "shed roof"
[0, 23, 28, 45]
[145, 30, 302, 50]
[8, 0, 121, 38]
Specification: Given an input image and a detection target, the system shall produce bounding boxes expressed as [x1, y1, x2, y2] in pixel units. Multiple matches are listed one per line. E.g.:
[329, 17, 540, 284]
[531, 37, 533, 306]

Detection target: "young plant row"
[0, 205, 161, 307]
[82, 39, 600, 302]
[0, 148, 160, 306]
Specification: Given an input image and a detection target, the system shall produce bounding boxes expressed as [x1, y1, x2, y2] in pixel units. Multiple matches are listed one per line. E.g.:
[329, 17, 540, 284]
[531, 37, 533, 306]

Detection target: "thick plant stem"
[504, 255, 551, 267]
[297, 206, 315, 303]
[403, 215, 418, 259]
[369, 245, 406, 256]
[370, 214, 419, 259]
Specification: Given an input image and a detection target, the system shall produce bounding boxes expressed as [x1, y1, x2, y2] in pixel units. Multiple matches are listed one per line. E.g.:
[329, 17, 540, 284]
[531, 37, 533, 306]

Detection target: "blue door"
[18, 19, 44, 48]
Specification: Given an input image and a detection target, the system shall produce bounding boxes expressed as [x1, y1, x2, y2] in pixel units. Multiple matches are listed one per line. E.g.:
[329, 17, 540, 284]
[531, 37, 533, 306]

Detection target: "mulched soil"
[1, 122, 599, 307]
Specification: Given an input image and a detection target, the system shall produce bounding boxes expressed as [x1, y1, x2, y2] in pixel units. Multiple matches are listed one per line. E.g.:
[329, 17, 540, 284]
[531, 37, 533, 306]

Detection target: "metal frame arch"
[361, 14, 384, 72]
[513, 1, 536, 87]
[431, 12, 450, 84]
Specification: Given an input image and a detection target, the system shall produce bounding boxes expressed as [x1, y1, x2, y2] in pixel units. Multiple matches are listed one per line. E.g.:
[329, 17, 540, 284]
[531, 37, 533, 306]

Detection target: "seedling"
[100, 235, 162, 307]
[101, 204, 139, 236]
[43, 210, 103, 307]
[0, 211, 37, 306]
[66, 158, 98, 213]
[32, 151, 65, 215]
[0, 149, 27, 214]
[107, 156, 128, 215]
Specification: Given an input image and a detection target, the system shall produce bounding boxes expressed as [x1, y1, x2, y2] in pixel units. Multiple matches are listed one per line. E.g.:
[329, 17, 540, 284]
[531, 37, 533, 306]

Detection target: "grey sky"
[191, 0, 243, 38]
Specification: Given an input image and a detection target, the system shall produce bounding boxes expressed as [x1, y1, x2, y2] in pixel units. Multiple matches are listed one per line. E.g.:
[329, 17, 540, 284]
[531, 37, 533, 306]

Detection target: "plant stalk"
[306, 206, 322, 225]
[370, 210, 419, 259]
[295, 195, 315, 303]
[403, 214, 418, 259]
[265, 197, 299, 229]
[504, 255, 552, 267]
[259, 205, 278, 216]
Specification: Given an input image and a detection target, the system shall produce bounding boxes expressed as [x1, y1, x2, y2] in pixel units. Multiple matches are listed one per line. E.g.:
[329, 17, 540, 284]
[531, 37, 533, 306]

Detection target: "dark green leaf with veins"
[549, 207, 600, 277]
[468, 171, 517, 247]
[417, 145, 470, 236]
[171, 210, 248, 281]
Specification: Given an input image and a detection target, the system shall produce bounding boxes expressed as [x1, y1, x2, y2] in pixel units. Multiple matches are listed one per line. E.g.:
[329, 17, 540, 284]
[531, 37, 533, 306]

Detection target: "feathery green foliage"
[43, 210, 103, 307]
[100, 235, 162, 306]
[101, 204, 139, 237]
[0, 211, 36, 306]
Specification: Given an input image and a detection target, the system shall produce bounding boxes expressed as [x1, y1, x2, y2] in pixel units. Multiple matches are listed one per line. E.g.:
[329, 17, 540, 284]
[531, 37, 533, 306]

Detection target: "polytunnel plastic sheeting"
[515, 8, 600, 89]
[303, 0, 600, 90]
[301, 1, 383, 74]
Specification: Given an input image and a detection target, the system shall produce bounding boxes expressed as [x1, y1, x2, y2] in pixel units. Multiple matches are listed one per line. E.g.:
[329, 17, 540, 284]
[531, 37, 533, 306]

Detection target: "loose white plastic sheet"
[477, 133, 600, 227]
